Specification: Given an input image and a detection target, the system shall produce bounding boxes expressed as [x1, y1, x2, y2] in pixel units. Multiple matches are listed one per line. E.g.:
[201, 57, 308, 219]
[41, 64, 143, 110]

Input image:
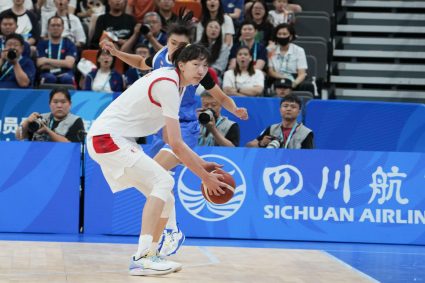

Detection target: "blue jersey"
[152, 47, 197, 122]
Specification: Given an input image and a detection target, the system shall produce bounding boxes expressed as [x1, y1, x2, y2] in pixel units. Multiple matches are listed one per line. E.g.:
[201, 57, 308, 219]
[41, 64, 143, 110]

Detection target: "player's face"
[167, 34, 190, 56]
[50, 92, 71, 120]
[179, 58, 209, 85]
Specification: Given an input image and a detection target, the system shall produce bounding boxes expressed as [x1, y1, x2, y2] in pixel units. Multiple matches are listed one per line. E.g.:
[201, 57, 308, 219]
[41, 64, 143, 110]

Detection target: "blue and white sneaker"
[158, 227, 186, 256]
[129, 255, 179, 276]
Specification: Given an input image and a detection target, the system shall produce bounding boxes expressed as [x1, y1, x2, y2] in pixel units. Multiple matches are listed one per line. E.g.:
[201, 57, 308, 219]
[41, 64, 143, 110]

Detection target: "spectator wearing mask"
[84, 49, 124, 92]
[16, 87, 85, 142]
[37, 16, 77, 85]
[198, 91, 240, 147]
[0, 33, 35, 88]
[246, 94, 313, 149]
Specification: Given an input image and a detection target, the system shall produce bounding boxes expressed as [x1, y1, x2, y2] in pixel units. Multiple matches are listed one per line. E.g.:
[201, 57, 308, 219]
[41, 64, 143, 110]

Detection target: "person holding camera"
[0, 33, 35, 88]
[120, 12, 167, 56]
[16, 87, 85, 142]
[198, 91, 240, 147]
[246, 94, 314, 149]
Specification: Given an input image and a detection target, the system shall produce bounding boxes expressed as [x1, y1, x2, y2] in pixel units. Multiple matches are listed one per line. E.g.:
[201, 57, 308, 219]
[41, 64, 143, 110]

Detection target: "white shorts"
[87, 134, 170, 194]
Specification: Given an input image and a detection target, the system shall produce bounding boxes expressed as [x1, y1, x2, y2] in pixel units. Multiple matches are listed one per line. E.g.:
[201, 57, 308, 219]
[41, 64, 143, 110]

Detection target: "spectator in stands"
[288, 0, 302, 13]
[37, 0, 76, 17]
[246, 94, 313, 149]
[16, 88, 85, 142]
[124, 43, 151, 87]
[268, 0, 295, 27]
[0, 33, 35, 88]
[90, 0, 136, 49]
[126, 0, 155, 23]
[198, 91, 240, 147]
[121, 12, 167, 55]
[0, 0, 40, 49]
[245, 0, 274, 44]
[228, 20, 267, 71]
[37, 16, 77, 85]
[273, 78, 293, 97]
[0, 11, 31, 58]
[1, 0, 33, 13]
[76, 0, 105, 41]
[196, 0, 235, 46]
[221, 0, 244, 28]
[223, 46, 264, 97]
[156, 0, 177, 32]
[84, 49, 124, 92]
[268, 23, 308, 91]
[41, 0, 87, 49]
[198, 19, 231, 77]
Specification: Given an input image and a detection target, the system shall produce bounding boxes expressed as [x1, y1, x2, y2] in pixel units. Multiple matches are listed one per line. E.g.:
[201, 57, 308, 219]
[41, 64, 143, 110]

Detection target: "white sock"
[165, 206, 178, 231]
[135, 234, 153, 259]
[147, 242, 159, 257]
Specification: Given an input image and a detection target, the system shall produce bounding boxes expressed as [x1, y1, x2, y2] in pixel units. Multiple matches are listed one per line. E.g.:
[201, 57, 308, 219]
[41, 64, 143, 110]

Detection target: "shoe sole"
[129, 267, 174, 276]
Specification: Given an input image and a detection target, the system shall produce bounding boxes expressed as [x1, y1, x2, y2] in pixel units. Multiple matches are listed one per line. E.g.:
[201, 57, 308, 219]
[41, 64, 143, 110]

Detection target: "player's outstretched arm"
[101, 40, 151, 70]
[200, 72, 248, 120]
[165, 117, 225, 196]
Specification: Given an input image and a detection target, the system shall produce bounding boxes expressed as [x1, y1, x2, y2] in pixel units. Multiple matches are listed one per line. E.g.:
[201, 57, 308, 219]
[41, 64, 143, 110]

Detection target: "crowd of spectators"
[1, 0, 314, 147]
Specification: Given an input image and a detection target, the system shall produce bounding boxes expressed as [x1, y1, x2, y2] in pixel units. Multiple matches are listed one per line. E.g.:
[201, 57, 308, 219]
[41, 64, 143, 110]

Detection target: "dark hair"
[48, 15, 64, 26]
[49, 88, 71, 103]
[199, 19, 222, 64]
[167, 22, 193, 39]
[5, 33, 24, 46]
[171, 43, 210, 67]
[273, 23, 296, 42]
[1, 10, 18, 23]
[200, 0, 225, 28]
[134, 43, 149, 51]
[246, 0, 270, 24]
[240, 19, 257, 30]
[234, 46, 255, 76]
[96, 48, 115, 69]
[280, 94, 301, 109]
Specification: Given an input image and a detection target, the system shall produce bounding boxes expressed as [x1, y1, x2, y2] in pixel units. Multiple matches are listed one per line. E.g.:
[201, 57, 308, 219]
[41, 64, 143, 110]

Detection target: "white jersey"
[89, 67, 184, 138]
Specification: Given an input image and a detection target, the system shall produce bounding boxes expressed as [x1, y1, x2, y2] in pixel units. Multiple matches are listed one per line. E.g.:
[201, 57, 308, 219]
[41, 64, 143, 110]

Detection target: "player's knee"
[150, 173, 174, 202]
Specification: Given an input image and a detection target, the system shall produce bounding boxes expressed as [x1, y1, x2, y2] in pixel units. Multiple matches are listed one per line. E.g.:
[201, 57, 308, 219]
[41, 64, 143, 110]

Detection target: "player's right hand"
[100, 40, 117, 56]
[202, 172, 226, 196]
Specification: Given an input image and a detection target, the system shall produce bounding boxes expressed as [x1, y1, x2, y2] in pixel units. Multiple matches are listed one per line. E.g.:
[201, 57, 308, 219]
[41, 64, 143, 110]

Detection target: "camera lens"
[7, 49, 17, 61]
[198, 112, 211, 125]
[27, 120, 42, 133]
[140, 24, 151, 35]
[266, 139, 281, 149]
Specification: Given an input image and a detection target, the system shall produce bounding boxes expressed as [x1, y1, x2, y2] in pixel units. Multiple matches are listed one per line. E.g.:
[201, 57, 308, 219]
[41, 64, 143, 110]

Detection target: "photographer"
[198, 91, 240, 147]
[120, 12, 167, 55]
[16, 88, 85, 142]
[246, 94, 314, 149]
[0, 33, 35, 88]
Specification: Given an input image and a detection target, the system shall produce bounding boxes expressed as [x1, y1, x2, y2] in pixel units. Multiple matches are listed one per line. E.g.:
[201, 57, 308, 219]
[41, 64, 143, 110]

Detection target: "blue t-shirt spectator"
[137, 31, 167, 57]
[229, 40, 268, 67]
[124, 67, 150, 87]
[0, 56, 35, 88]
[84, 69, 124, 92]
[0, 38, 31, 58]
[37, 37, 77, 74]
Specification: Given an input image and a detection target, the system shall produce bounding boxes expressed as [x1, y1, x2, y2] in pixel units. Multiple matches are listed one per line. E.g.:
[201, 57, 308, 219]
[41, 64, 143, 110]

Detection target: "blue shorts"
[148, 120, 200, 158]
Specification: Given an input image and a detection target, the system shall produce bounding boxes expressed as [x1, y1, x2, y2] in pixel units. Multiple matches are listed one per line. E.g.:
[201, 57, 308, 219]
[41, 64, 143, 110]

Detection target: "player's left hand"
[202, 161, 223, 173]
[234, 107, 248, 120]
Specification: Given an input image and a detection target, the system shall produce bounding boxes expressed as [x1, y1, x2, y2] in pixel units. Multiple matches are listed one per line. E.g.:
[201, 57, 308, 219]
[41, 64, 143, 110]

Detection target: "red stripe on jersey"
[92, 134, 120, 153]
[148, 77, 178, 107]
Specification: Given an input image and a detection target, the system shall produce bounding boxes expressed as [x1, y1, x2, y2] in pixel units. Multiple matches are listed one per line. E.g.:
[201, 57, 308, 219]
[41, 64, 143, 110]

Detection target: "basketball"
[201, 169, 236, 204]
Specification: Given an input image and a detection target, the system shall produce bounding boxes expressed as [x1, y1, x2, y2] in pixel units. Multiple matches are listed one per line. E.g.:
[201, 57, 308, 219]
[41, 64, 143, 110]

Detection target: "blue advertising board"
[84, 146, 425, 245]
[0, 142, 81, 233]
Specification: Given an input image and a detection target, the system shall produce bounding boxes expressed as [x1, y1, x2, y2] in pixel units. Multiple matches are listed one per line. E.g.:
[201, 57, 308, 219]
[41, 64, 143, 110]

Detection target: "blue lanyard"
[280, 122, 298, 149]
[48, 39, 63, 60]
[0, 57, 21, 80]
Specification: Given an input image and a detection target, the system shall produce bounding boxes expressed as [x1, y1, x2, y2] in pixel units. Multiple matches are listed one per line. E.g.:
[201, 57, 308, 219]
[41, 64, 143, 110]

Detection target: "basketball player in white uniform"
[87, 44, 227, 276]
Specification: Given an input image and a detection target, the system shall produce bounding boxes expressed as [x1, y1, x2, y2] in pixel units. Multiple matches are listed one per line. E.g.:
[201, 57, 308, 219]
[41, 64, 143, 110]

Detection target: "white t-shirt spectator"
[222, 69, 265, 90]
[268, 10, 291, 27]
[41, 12, 86, 45]
[268, 43, 307, 81]
[196, 15, 235, 43]
[41, 0, 76, 16]
[0, 0, 33, 13]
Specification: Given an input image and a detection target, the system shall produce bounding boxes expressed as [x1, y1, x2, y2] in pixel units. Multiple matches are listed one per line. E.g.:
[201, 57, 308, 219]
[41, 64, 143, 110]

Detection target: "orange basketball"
[201, 169, 236, 204]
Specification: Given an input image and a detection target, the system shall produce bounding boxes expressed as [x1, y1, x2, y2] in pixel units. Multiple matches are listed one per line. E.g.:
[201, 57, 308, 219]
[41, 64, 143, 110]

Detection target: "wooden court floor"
[0, 240, 374, 283]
